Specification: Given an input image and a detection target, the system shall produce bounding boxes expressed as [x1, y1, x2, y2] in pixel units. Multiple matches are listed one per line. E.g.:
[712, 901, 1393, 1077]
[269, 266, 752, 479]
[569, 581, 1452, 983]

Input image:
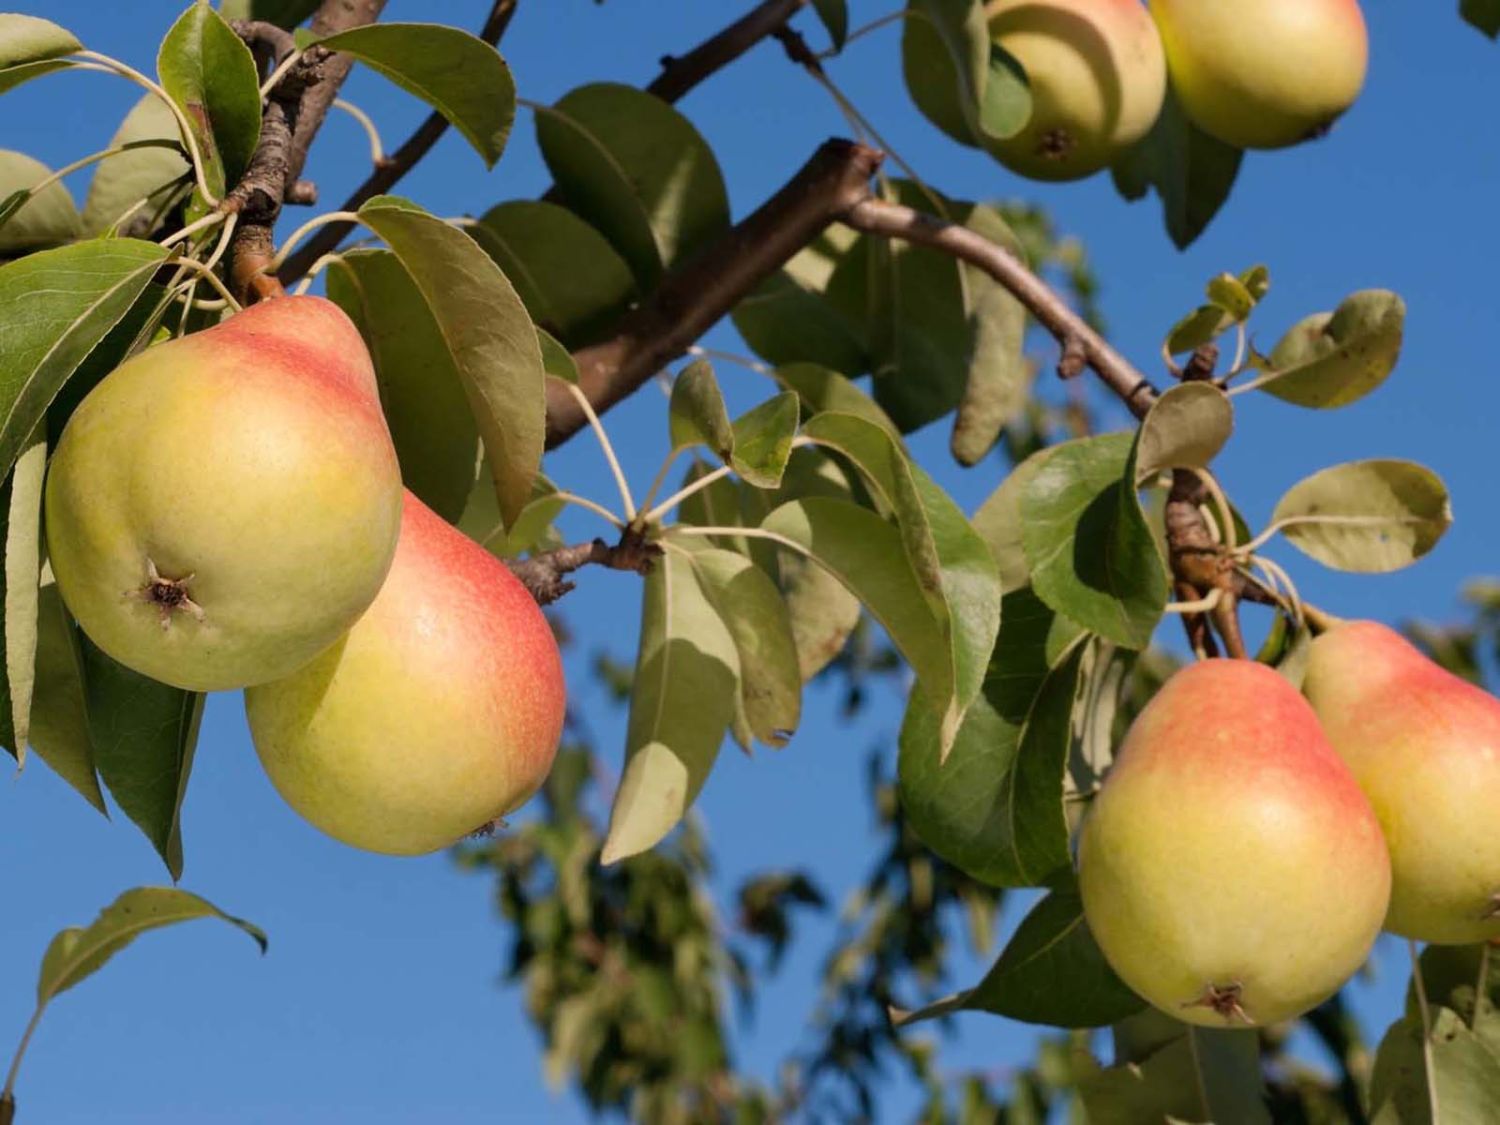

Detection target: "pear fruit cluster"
[1081, 629, 1500, 1028]
[961, 0, 1368, 183]
[44, 297, 566, 855]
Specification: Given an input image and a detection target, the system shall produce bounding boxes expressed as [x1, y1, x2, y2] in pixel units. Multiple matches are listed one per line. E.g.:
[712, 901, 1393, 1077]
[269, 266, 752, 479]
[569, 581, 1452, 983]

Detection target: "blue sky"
[2, 1, 1498, 1121]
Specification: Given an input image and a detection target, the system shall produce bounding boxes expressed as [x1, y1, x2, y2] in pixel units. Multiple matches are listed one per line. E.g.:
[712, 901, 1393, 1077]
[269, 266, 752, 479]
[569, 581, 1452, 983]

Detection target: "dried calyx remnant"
[1184, 981, 1251, 1024]
[130, 558, 205, 628]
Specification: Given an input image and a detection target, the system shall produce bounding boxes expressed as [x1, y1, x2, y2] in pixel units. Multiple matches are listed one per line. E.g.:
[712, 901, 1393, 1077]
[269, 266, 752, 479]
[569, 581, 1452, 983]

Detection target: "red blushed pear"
[45, 296, 403, 691]
[1304, 621, 1500, 945]
[1150, 0, 1369, 150]
[245, 491, 566, 856]
[1079, 659, 1390, 1028]
[982, 0, 1166, 182]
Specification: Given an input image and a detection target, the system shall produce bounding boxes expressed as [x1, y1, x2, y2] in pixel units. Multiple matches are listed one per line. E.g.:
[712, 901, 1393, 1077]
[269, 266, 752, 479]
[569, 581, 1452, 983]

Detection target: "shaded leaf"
[602, 549, 739, 863]
[535, 328, 578, 385]
[684, 546, 801, 750]
[0, 239, 169, 480]
[82, 639, 204, 880]
[972, 445, 1058, 595]
[457, 467, 564, 560]
[217, 0, 323, 29]
[0, 150, 82, 252]
[775, 361, 900, 437]
[901, 0, 1030, 145]
[27, 582, 105, 813]
[313, 23, 515, 166]
[1112, 85, 1243, 250]
[325, 248, 476, 523]
[157, 3, 260, 193]
[1258, 290, 1405, 409]
[729, 392, 799, 489]
[536, 83, 729, 286]
[1370, 1006, 1500, 1124]
[0, 430, 45, 763]
[899, 589, 1084, 887]
[730, 226, 866, 375]
[358, 196, 545, 531]
[1021, 432, 1168, 648]
[1462, 0, 1500, 38]
[36, 886, 264, 1008]
[810, 0, 849, 50]
[471, 200, 636, 348]
[1272, 459, 1452, 573]
[891, 890, 1143, 1028]
[81, 94, 191, 237]
[1135, 382, 1234, 481]
[668, 358, 733, 457]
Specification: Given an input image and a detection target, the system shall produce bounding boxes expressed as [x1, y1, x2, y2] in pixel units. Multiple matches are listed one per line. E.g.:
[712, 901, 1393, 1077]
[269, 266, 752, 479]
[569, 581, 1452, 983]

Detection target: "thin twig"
[506, 530, 661, 606]
[646, 0, 806, 103]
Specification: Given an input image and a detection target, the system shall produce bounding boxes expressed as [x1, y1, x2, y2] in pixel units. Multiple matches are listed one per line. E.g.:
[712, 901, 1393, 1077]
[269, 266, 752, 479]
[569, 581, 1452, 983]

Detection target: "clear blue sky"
[3, 2, 1498, 1121]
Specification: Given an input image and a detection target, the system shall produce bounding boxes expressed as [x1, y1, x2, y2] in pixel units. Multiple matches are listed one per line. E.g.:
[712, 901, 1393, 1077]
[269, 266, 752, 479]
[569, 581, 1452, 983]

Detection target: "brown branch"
[276, 0, 518, 285]
[545, 138, 883, 448]
[507, 531, 661, 606]
[227, 0, 389, 303]
[840, 198, 1160, 420]
[646, 0, 806, 103]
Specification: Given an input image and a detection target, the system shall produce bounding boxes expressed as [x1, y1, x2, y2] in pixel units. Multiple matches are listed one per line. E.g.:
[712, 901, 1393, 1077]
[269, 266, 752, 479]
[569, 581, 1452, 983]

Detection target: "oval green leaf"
[0, 150, 82, 252]
[1135, 381, 1234, 482]
[158, 3, 260, 192]
[81, 95, 191, 237]
[26, 581, 105, 812]
[1258, 289, 1406, 409]
[0, 13, 80, 68]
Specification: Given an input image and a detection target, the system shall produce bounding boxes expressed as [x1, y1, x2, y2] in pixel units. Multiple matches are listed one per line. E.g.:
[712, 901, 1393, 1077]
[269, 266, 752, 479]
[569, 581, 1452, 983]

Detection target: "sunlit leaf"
[1135, 382, 1234, 481]
[0, 13, 81, 69]
[27, 582, 105, 813]
[157, 3, 260, 194]
[729, 393, 798, 489]
[1258, 290, 1405, 409]
[0, 150, 82, 252]
[81, 94, 191, 237]
[668, 358, 733, 457]
[1271, 459, 1451, 573]
[0, 430, 45, 765]
[775, 361, 900, 437]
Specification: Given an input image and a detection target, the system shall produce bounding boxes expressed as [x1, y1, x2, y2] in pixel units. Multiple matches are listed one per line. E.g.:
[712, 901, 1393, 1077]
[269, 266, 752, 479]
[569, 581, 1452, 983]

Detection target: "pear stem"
[331, 98, 387, 166]
[1301, 604, 1345, 635]
[1409, 940, 1442, 1122]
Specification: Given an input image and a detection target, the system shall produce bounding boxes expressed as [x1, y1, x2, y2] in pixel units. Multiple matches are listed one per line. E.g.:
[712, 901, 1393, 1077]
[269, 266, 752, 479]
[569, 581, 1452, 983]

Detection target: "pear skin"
[45, 296, 402, 691]
[245, 491, 566, 856]
[1150, 0, 1368, 150]
[983, 0, 1167, 181]
[1080, 659, 1390, 1027]
[1305, 621, 1500, 944]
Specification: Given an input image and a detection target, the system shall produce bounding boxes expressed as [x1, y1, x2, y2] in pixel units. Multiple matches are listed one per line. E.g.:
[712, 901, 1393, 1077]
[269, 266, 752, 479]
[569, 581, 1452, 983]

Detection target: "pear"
[45, 296, 402, 691]
[245, 490, 566, 856]
[983, 0, 1167, 182]
[1150, 0, 1368, 150]
[1305, 621, 1500, 944]
[1079, 659, 1390, 1027]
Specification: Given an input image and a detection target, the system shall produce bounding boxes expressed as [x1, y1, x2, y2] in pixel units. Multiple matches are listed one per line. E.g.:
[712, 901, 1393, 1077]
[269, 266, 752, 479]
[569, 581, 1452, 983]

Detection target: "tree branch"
[276, 0, 518, 285]
[507, 530, 661, 606]
[646, 0, 807, 103]
[227, 0, 389, 302]
[545, 138, 883, 448]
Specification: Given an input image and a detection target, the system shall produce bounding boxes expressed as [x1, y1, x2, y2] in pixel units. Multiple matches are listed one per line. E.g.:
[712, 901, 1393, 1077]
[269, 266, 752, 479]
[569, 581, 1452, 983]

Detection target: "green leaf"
[357, 196, 545, 531]
[972, 446, 1058, 595]
[82, 639, 204, 880]
[950, 205, 1032, 466]
[471, 200, 636, 349]
[157, 3, 260, 193]
[731, 226, 867, 375]
[891, 890, 1143, 1029]
[810, 0, 849, 49]
[1112, 85, 1243, 250]
[729, 393, 799, 489]
[312, 23, 515, 166]
[217, 0, 322, 30]
[1258, 290, 1406, 409]
[775, 361, 900, 437]
[35, 886, 264, 1008]
[1165, 265, 1270, 355]
[683, 546, 801, 750]
[0, 13, 80, 69]
[901, 0, 1030, 145]
[325, 249, 477, 523]
[899, 589, 1085, 887]
[0, 431, 45, 765]
[457, 468, 565, 560]
[0, 58, 74, 97]
[1463, 0, 1500, 38]
[535, 328, 577, 385]
[602, 549, 739, 863]
[535, 83, 730, 287]
[1370, 1006, 1500, 1123]
[0, 150, 82, 252]
[1080, 1012, 1271, 1125]
[668, 358, 733, 457]
[1135, 382, 1234, 482]
[1271, 459, 1452, 573]
[758, 497, 956, 729]
[0, 239, 169, 481]
[1021, 432, 1169, 649]
[27, 582, 106, 813]
[81, 95, 191, 237]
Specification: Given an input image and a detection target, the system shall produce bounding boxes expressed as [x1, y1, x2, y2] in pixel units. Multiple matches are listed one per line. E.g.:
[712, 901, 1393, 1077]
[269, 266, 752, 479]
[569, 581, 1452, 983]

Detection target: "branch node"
[506, 529, 663, 606]
[1057, 335, 1087, 381]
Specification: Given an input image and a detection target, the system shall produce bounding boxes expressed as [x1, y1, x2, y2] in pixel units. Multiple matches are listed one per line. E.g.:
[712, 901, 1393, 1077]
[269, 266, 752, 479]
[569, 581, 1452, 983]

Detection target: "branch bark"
[506, 531, 661, 605]
[646, 0, 807, 103]
[227, 0, 389, 302]
[545, 138, 883, 447]
[276, 0, 518, 285]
